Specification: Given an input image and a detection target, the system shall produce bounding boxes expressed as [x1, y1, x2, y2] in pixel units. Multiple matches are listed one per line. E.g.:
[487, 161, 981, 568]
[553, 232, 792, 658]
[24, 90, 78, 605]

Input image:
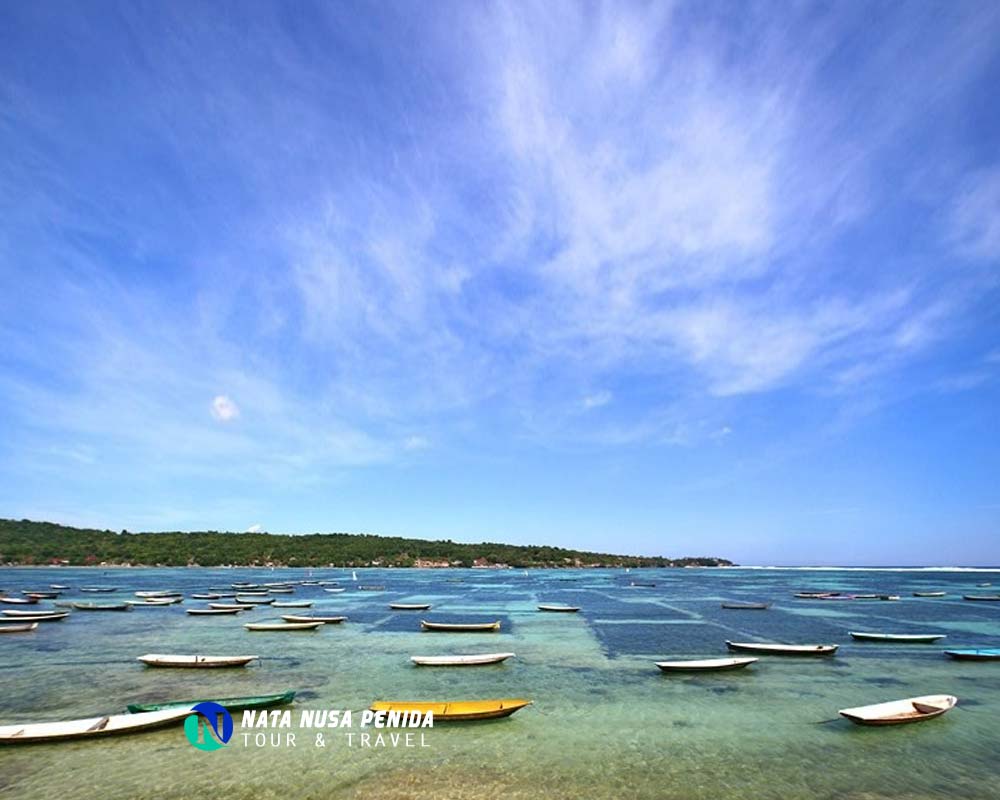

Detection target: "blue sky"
[1, 2, 998, 565]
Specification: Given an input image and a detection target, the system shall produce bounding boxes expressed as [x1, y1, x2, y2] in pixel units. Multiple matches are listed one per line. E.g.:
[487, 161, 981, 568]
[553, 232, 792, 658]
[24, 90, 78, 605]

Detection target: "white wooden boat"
[2, 609, 67, 617]
[124, 599, 175, 607]
[23, 591, 60, 598]
[655, 657, 758, 672]
[244, 622, 323, 631]
[235, 597, 275, 605]
[190, 593, 222, 600]
[267, 588, 295, 594]
[913, 591, 947, 597]
[944, 648, 1000, 661]
[135, 591, 182, 598]
[280, 615, 347, 624]
[49, 585, 69, 590]
[537, 604, 580, 612]
[726, 641, 838, 656]
[963, 594, 1000, 601]
[0, 612, 69, 623]
[411, 652, 516, 666]
[389, 603, 432, 610]
[209, 603, 250, 611]
[0, 706, 195, 743]
[850, 631, 945, 643]
[0, 623, 38, 634]
[271, 601, 313, 608]
[0, 597, 38, 605]
[187, 608, 242, 615]
[421, 620, 502, 632]
[235, 591, 269, 596]
[137, 653, 258, 668]
[839, 694, 957, 726]
[72, 602, 131, 611]
[721, 602, 771, 610]
[324, 588, 346, 593]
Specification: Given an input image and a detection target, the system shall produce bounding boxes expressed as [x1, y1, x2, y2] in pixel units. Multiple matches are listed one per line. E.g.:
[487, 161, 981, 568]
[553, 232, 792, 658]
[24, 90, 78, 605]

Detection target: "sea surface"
[1, 566, 999, 800]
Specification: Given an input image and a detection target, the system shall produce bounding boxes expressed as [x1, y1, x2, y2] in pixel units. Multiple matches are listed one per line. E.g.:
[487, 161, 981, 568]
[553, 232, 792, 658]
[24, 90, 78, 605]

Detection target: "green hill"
[0, 518, 731, 569]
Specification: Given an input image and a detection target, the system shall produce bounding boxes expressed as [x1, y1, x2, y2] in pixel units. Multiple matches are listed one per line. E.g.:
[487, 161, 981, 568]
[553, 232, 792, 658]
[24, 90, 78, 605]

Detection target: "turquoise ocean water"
[1, 566, 999, 799]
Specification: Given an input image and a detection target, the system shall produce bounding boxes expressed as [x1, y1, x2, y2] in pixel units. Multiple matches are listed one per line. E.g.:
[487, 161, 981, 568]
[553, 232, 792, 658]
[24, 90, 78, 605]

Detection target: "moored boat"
[725, 641, 838, 656]
[963, 594, 1000, 601]
[0, 707, 195, 743]
[0, 623, 38, 634]
[126, 690, 296, 714]
[655, 657, 758, 672]
[913, 591, 947, 597]
[839, 694, 957, 726]
[850, 631, 945, 643]
[369, 698, 531, 721]
[944, 648, 1000, 661]
[271, 601, 313, 608]
[389, 603, 432, 610]
[235, 597, 275, 605]
[190, 593, 222, 600]
[187, 608, 242, 615]
[280, 615, 347, 624]
[359, 585, 386, 591]
[244, 622, 323, 631]
[79, 587, 118, 593]
[410, 652, 515, 667]
[324, 588, 347, 593]
[209, 603, 251, 611]
[0, 612, 69, 623]
[72, 602, 131, 611]
[2, 609, 67, 617]
[421, 620, 501, 632]
[721, 602, 770, 610]
[537, 604, 580, 612]
[0, 597, 39, 605]
[135, 591, 182, 598]
[137, 653, 259, 668]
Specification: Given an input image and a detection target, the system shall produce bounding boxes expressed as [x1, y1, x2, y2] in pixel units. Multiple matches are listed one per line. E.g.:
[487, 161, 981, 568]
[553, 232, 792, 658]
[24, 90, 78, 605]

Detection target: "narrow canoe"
[944, 648, 1000, 661]
[0, 707, 195, 743]
[0, 623, 38, 634]
[135, 591, 182, 598]
[209, 603, 250, 611]
[726, 641, 838, 656]
[23, 591, 60, 598]
[839, 694, 957, 726]
[190, 593, 222, 600]
[721, 602, 771, 610]
[280, 615, 347, 624]
[369, 698, 531, 721]
[421, 620, 501, 632]
[411, 652, 516, 667]
[913, 591, 947, 597]
[537, 605, 580, 612]
[390, 603, 432, 610]
[963, 595, 1000, 601]
[0, 612, 69, 623]
[324, 588, 347, 593]
[0, 597, 38, 605]
[79, 587, 118, 593]
[850, 632, 946, 643]
[3, 609, 67, 617]
[271, 601, 313, 608]
[127, 690, 296, 714]
[124, 600, 175, 607]
[235, 597, 275, 605]
[655, 657, 758, 672]
[244, 622, 323, 631]
[234, 591, 269, 597]
[72, 603, 131, 611]
[267, 588, 295, 594]
[359, 586, 386, 591]
[187, 608, 242, 616]
[137, 653, 259, 668]
[50, 585, 69, 590]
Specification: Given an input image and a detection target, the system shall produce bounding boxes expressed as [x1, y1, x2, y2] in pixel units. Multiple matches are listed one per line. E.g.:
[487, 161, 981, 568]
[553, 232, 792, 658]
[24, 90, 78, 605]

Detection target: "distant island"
[0, 518, 732, 569]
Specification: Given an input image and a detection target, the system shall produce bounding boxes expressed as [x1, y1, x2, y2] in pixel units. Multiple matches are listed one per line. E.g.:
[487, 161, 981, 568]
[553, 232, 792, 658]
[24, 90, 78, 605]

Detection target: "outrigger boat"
[850, 632, 945, 643]
[655, 657, 758, 672]
[137, 653, 259, 668]
[537, 604, 580, 612]
[369, 698, 531, 721]
[944, 648, 1000, 661]
[0, 623, 38, 634]
[410, 652, 515, 666]
[421, 620, 501, 632]
[244, 622, 323, 631]
[389, 603, 432, 610]
[187, 608, 242, 615]
[726, 641, 838, 656]
[72, 602, 131, 611]
[0, 707, 195, 743]
[127, 690, 296, 714]
[839, 694, 957, 726]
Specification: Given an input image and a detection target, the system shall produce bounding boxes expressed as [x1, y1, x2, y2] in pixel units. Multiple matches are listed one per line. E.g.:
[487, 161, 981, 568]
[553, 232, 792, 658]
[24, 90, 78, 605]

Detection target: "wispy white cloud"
[582, 391, 612, 410]
[210, 395, 240, 422]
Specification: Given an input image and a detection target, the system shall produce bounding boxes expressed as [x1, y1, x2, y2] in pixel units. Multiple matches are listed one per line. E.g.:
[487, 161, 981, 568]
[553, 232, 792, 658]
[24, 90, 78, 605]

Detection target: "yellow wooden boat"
[369, 698, 531, 721]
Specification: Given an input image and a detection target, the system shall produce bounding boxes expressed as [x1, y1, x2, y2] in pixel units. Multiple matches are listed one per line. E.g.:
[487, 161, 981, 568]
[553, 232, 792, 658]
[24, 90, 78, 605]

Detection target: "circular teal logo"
[184, 702, 233, 751]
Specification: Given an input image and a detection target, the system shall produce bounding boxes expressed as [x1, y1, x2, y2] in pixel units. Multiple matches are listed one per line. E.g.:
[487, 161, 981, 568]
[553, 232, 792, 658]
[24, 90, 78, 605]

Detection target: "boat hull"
[655, 657, 758, 672]
[726, 641, 838, 656]
[127, 691, 296, 714]
[369, 698, 531, 721]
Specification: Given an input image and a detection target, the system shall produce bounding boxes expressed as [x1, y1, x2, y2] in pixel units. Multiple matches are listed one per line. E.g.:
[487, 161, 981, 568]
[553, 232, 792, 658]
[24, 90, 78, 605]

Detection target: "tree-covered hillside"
[0, 519, 732, 569]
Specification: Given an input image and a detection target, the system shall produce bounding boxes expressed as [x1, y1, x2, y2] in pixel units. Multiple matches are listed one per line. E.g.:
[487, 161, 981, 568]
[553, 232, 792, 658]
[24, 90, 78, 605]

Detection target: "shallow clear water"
[1, 566, 999, 799]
